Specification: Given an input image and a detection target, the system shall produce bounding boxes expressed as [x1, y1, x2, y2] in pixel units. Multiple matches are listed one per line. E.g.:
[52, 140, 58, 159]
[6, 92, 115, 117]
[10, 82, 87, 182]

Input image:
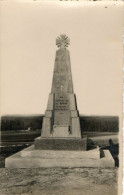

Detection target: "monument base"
[5, 145, 115, 168]
[34, 137, 87, 151]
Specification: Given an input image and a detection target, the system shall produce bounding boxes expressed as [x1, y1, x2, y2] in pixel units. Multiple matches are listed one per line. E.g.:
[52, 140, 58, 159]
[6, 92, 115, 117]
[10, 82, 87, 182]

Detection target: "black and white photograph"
[0, 1, 123, 194]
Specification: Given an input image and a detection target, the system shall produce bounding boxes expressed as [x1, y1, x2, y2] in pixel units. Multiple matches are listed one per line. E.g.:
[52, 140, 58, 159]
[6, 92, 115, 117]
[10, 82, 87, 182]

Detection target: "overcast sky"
[0, 1, 123, 116]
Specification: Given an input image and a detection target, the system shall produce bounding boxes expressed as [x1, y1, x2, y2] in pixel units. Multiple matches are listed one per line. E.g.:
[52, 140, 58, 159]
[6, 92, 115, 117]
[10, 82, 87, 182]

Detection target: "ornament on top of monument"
[56, 34, 70, 49]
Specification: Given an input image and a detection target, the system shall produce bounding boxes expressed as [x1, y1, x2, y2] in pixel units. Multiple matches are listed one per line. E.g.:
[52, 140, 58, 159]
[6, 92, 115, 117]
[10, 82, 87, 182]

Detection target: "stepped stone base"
[34, 137, 87, 151]
[5, 145, 115, 168]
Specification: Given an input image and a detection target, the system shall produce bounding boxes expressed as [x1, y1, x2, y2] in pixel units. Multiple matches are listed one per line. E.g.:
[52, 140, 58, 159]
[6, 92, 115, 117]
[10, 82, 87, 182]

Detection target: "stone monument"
[5, 35, 115, 168]
[34, 34, 87, 150]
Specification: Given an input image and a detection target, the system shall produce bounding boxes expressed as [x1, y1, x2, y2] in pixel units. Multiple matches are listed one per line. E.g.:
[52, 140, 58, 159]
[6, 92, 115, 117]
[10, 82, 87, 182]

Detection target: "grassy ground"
[0, 168, 118, 195]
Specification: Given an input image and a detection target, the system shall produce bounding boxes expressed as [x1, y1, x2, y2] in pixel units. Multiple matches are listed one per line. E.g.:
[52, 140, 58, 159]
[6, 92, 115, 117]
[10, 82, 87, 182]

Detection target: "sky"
[0, 1, 123, 116]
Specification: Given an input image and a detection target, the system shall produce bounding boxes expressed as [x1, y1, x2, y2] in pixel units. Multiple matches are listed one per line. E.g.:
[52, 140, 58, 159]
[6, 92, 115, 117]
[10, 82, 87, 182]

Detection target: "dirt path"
[0, 168, 118, 195]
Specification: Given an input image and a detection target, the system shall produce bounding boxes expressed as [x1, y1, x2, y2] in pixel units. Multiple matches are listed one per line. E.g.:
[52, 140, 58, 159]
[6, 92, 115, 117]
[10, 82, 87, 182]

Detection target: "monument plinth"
[34, 34, 86, 150]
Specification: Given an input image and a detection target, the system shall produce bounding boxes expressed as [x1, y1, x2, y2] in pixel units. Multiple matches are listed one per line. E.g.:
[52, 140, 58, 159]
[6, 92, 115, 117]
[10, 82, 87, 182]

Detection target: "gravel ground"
[0, 168, 118, 195]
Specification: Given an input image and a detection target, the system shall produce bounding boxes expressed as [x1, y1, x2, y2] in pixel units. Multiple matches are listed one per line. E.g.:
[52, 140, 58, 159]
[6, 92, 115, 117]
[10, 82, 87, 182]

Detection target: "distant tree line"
[80, 116, 119, 132]
[1, 115, 43, 131]
[1, 115, 119, 132]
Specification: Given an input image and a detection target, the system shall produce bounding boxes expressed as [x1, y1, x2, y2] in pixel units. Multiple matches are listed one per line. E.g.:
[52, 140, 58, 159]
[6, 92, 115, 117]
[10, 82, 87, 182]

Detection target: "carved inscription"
[55, 93, 69, 110]
[55, 99, 69, 110]
[54, 93, 70, 125]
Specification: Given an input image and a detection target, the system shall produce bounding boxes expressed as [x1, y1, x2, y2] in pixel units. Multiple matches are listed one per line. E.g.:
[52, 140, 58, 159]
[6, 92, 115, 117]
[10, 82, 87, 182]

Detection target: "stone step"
[5, 145, 115, 168]
[21, 145, 100, 159]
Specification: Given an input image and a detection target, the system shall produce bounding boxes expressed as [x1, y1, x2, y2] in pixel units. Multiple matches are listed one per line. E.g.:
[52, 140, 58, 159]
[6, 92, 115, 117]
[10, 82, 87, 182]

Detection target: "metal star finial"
[56, 34, 70, 49]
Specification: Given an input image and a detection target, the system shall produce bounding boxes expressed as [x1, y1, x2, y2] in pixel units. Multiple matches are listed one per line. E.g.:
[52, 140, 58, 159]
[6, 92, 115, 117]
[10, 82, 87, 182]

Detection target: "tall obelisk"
[35, 34, 86, 150]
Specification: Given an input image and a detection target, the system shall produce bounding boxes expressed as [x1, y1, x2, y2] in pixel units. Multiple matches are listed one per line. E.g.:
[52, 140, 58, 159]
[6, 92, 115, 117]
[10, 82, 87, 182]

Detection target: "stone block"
[54, 110, 70, 126]
[40, 117, 52, 137]
[47, 93, 54, 110]
[53, 125, 70, 137]
[69, 94, 76, 110]
[34, 137, 87, 150]
[71, 110, 78, 117]
[71, 117, 81, 138]
[45, 110, 52, 117]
